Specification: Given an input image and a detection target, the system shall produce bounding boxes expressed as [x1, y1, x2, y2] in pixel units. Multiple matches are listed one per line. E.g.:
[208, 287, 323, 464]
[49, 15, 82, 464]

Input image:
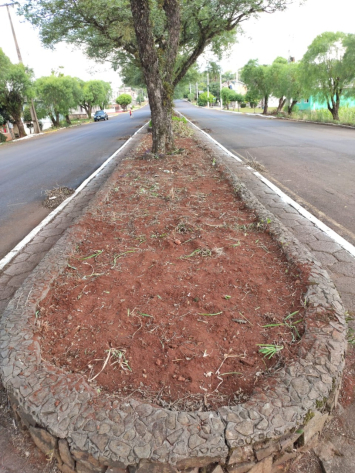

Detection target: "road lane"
[175, 100, 355, 246]
[0, 107, 151, 258]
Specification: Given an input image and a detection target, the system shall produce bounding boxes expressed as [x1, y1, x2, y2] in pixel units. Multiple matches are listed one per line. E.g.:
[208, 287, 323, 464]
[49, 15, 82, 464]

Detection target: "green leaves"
[300, 32, 355, 117]
[116, 93, 132, 110]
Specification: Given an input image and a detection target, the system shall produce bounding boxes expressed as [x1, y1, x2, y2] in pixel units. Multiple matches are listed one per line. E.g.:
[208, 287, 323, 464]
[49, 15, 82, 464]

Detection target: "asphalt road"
[175, 100, 355, 247]
[0, 107, 150, 259]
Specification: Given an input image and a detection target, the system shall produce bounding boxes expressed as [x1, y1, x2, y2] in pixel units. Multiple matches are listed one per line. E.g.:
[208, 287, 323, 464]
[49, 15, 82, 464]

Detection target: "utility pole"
[220, 73, 223, 110]
[1, 2, 41, 134]
[207, 73, 209, 108]
[196, 82, 198, 101]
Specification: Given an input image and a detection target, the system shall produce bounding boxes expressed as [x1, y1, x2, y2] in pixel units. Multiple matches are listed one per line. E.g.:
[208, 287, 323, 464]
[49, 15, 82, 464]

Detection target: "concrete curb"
[0, 123, 347, 473]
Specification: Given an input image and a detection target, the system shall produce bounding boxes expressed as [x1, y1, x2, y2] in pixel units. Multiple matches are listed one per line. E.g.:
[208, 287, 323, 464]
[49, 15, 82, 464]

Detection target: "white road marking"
[0, 121, 149, 271]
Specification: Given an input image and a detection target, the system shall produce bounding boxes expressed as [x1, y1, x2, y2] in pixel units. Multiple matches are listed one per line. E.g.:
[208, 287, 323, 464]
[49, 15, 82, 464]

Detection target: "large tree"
[78, 79, 112, 118]
[0, 49, 34, 137]
[240, 59, 272, 114]
[35, 74, 82, 126]
[282, 61, 303, 114]
[21, 0, 295, 153]
[300, 32, 355, 120]
[269, 56, 288, 113]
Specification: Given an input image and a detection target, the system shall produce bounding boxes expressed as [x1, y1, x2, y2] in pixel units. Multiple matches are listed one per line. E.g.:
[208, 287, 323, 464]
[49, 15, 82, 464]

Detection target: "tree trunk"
[49, 113, 56, 127]
[13, 114, 26, 138]
[327, 91, 340, 120]
[263, 95, 269, 115]
[288, 100, 298, 115]
[82, 105, 92, 118]
[65, 114, 71, 125]
[49, 113, 61, 127]
[276, 97, 286, 114]
[130, 0, 180, 155]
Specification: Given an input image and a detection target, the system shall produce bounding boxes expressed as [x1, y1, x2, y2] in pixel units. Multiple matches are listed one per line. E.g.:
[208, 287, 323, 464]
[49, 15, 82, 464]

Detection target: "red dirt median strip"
[36, 133, 308, 411]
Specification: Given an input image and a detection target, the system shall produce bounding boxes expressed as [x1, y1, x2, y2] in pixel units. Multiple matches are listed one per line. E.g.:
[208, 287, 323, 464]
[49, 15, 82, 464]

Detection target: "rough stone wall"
[0, 130, 347, 473]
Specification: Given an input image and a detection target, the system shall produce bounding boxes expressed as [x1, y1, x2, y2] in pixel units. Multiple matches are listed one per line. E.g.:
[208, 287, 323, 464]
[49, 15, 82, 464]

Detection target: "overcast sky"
[0, 0, 353, 90]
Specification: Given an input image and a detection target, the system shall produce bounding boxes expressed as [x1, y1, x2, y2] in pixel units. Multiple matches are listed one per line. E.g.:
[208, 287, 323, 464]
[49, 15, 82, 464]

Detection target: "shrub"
[0, 132, 7, 143]
[240, 102, 247, 108]
[115, 93, 132, 111]
[187, 93, 195, 102]
[198, 91, 215, 106]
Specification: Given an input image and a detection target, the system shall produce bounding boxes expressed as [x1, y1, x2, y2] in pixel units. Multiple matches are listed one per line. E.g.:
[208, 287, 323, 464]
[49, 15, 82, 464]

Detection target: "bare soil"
[37, 132, 308, 410]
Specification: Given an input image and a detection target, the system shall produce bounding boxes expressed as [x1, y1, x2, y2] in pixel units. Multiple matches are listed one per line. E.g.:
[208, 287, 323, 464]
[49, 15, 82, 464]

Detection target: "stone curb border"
[0, 124, 347, 473]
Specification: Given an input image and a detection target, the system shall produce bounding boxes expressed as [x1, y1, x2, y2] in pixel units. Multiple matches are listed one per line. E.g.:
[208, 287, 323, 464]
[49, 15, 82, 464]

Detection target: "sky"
[0, 0, 354, 90]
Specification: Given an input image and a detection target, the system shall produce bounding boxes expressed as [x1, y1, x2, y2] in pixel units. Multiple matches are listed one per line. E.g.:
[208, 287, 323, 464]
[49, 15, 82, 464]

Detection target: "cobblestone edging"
[0, 131, 347, 473]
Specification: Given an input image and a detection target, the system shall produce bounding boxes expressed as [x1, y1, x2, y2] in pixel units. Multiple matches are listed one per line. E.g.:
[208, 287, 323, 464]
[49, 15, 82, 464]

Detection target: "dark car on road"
[94, 110, 108, 121]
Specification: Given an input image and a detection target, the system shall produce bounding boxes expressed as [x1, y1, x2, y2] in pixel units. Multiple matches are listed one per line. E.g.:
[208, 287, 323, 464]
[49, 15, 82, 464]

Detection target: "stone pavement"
[0, 126, 355, 472]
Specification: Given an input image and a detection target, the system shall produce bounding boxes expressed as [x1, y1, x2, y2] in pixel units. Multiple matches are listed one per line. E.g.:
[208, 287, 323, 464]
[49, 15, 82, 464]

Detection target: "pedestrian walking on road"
[129, 109, 133, 118]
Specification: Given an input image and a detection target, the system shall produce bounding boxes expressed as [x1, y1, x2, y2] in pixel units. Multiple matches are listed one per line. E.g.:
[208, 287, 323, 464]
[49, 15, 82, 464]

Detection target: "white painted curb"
[178, 110, 355, 258]
[0, 121, 149, 271]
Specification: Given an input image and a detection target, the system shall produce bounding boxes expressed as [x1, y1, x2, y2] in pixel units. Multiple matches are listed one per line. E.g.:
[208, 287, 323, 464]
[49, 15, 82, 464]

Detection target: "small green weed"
[262, 311, 302, 342]
[182, 248, 212, 258]
[199, 312, 223, 316]
[81, 250, 103, 260]
[258, 344, 284, 358]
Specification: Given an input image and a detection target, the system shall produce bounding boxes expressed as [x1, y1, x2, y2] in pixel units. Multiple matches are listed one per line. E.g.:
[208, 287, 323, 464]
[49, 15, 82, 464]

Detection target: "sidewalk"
[0, 123, 355, 472]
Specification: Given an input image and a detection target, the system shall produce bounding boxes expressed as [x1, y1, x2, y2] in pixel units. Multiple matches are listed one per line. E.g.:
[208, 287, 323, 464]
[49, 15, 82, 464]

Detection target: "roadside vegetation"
[182, 31, 355, 127]
[0, 48, 146, 138]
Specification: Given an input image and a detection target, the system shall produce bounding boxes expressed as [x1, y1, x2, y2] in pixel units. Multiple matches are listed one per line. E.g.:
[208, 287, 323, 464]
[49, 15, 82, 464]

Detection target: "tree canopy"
[0, 49, 34, 137]
[20, 0, 296, 153]
[78, 79, 112, 118]
[240, 59, 272, 114]
[35, 74, 82, 125]
[300, 31, 355, 120]
[116, 93, 132, 110]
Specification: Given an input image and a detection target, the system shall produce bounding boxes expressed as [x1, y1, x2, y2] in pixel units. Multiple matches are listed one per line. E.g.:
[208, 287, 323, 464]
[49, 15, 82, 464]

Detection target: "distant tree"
[240, 60, 272, 114]
[116, 93, 132, 111]
[173, 64, 201, 101]
[198, 91, 215, 107]
[77, 80, 111, 118]
[99, 81, 112, 109]
[222, 71, 236, 83]
[245, 90, 261, 108]
[205, 61, 222, 82]
[230, 91, 244, 103]
[221, 87, 235, 109]
[0, 49, 34, 137]
[0, 48, 11, 83]
[35, 75, 82, 126]
[209, 82, 221, 101]
[301, 32, 355, 120]
[136, 93, 145, 105]
[283, 62, 303, 114]
[270, 56, 288, 113]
